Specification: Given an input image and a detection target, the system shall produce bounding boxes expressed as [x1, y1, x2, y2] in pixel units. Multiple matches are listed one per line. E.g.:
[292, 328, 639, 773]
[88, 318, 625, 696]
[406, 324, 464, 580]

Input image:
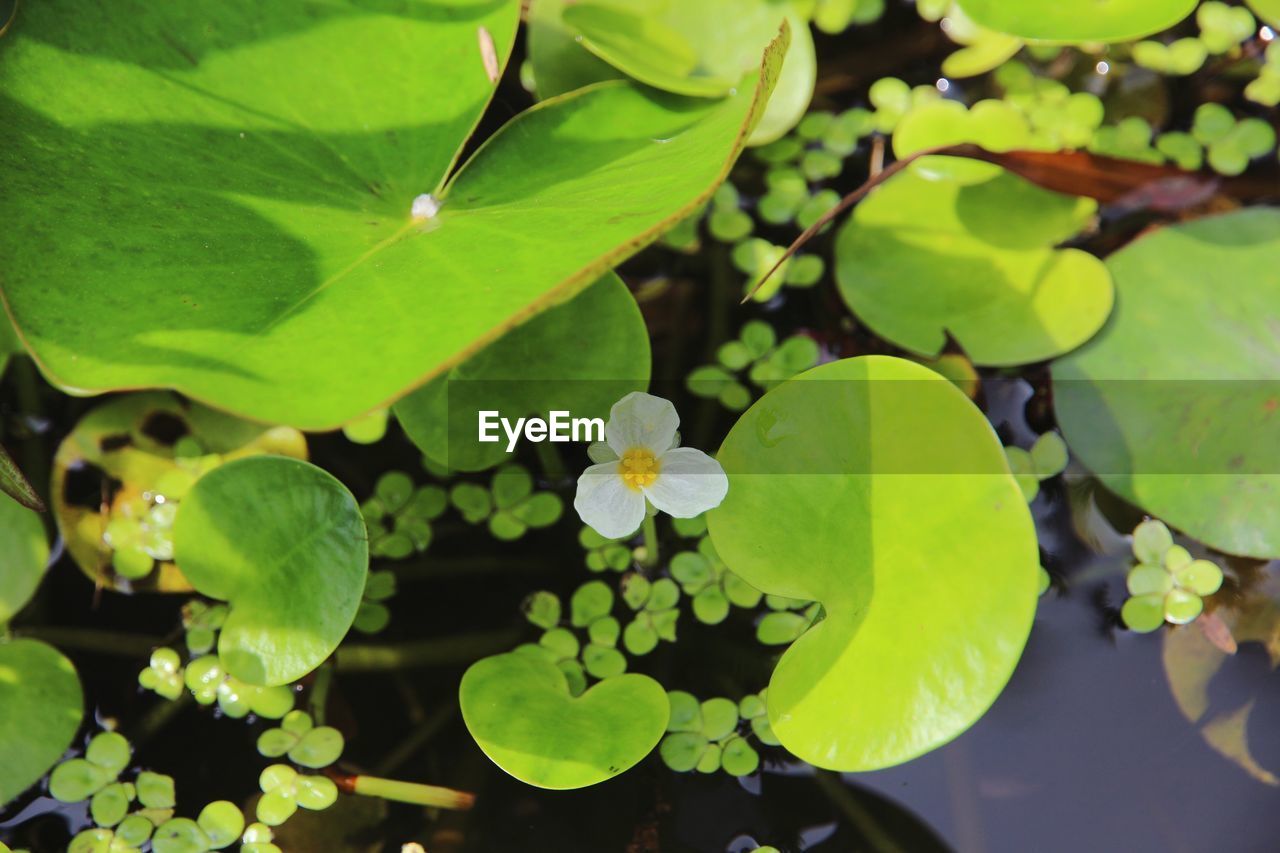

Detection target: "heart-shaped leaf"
[0, 639, 84, 807]
[0, 2, 785, 429]
[1053, 209, 1280, 558]
[173, 456, 367, 685]
[395, 272, 649, 471]
[0, 492, 49, 625]
[52, 393, 306, 592]
[834, 166, 1113, 366]
[459, 652, 668, 789]
[955, 0, 1197, 42]
[707, 356, 1039, 770]
[532, 0, 812, 144]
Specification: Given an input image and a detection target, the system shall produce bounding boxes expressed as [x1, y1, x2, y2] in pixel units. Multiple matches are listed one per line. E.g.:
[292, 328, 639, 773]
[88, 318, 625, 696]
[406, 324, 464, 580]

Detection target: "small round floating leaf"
[659, 732, 708, 773]
[623, 617, 659, 656]
[570, 581, 614, 627]
[1132, 520, 1174, 564]
[373, 472, 414, 514]
[692, 586, 731, 624]
[135, 771, 176, 809]
[695, 741, 723, 774]
[646, 579, 681, 611]
[700, 698, 739, 741]
[1174, 560, 1224, 597]
[1053, 210, 1280, 558]
[68, 829, 113, 853]
[582, 644, 627, 679]
[523, 592, 562, 630]
[197, 801, 245, 849]
[117, 815, 154, 847]
[720, 736, 760, 777]
[295, 775, 338, 811]
[708, 356, 1038, 771]
[1029, 432, 1069, 479]
[460, 652, 669, 789]
[1127, 565, 1174, 597]
[539, 628, 580, 661]
[152, 818, 212, 853]
[289, 727, 344, 769]
[90, 782, 131, 827]
[587, 616, 619, 648]
[85, 732, 131, 776]
[739, 694, 766, 720]
[670, 552, 713, 588]
[50, 760, 111, 804]
[256, 792, 298, 828]
[621, 574, 652, 610]
[667, 691, 703, 733]
[1122, 594, 1167, 633]
[1164, 589, 1204, 625]
[954, 0, 1197, 42]
[173, 456, 368, 686]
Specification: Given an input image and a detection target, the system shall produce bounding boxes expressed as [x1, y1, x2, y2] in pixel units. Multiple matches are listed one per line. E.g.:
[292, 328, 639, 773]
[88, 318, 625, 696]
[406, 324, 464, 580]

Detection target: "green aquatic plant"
[1122, 520, 1225, 632]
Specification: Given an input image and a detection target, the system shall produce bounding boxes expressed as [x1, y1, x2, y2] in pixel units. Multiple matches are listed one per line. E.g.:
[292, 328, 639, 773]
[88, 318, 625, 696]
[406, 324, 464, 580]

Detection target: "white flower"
[574, 392, 729, 538]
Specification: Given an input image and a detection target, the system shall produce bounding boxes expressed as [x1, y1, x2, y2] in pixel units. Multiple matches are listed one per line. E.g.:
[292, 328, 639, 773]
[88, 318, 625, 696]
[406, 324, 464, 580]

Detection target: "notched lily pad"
[835, 166, 1112, 366]
[52, 393, 306, 592]
[0, 2, 785, 428]
[707, 356, 1039, 770]
[459, 651, 668, 789]
[1053, 209, 1280, 558]
[0, 639, 84, 807]
[173, 456, 367, 685]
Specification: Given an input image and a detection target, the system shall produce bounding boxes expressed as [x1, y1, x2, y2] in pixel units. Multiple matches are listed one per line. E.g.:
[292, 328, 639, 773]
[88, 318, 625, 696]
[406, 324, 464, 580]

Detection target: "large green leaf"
[0, 2, 784, 429]
[1053, 209, 1280, 558]
[395, 272, 649, 471]
[532, 0, 811, 144]
[0, 494, 49, 625]
[834, 166, 1112, 366]
[707, 356, 1039, 770]
[459, 652, 668, 789]
[955, 0, 1197, 42]
[0, 639, 84, 807]
[173, 456, 367, 685]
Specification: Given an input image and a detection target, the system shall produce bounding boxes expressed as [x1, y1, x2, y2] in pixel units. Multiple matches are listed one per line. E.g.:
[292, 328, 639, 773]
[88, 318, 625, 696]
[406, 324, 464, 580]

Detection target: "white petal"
[605, 392, 679, 457]
[574, 462, 646, 538]
[587, 441, 617, 464]
[643, 448, 729, 518]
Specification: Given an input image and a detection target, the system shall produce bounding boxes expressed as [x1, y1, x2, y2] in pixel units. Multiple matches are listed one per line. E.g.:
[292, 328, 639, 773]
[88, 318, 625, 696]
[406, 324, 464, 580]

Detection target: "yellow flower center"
[619, 448, 660, 491]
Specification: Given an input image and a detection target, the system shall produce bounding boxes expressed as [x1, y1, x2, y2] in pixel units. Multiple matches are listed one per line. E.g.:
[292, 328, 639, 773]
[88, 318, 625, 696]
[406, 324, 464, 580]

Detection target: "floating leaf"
[0, 639, 84, 807]
[543, 2, 811, 144]
[834, 167, 1111, 366]
[955, 0, 1197, 42]
[52, 393, 305, 592]
[708, 356, 1039, 770]
[1053, 210, 1280, 558]
[395, 274, 648, 471]
[173, 456, 367, 685]
[460, 652, 668, 789]
[0, 3, 784, 429]
[0, 493, 49, 625]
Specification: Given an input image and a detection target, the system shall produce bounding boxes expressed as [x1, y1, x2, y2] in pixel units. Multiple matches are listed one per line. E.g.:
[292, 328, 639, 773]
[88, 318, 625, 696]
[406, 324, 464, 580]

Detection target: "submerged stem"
[334, 627, 520, 672]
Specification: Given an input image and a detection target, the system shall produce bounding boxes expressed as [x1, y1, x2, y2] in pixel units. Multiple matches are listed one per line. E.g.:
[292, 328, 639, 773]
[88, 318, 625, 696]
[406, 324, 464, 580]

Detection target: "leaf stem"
[309, 661, 334, 725]
[534, 440, 567, 485]
[14, 626, 159, 657]
[334, 627, 520, 672]
[640, 513, 659, 569]
[329, 770, 474, 810]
